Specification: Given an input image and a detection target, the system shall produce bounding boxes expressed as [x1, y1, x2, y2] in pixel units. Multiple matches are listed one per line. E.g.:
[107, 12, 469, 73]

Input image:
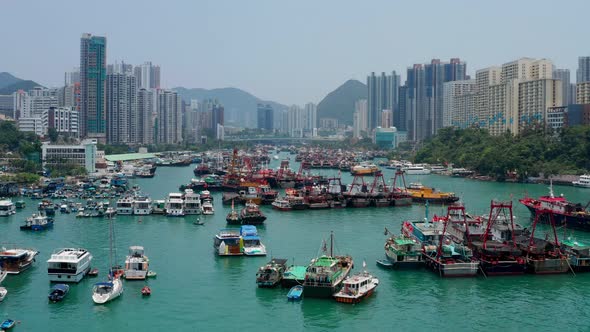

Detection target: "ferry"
[573, 174, 590, 188]
[519, 183, 590, 230]
[350, 163, 379, 176]
[333, 265, 379, 304]
[182, 189, 202, 215]
[47, 248, 93, 283]
[403, 165, 431, 175]
[20, 213, 54, 231]
[240, 225, 267, 256]
[405, 183, 460, 204]
[303, 232, 353, 298]
[124, 246, 149, 280]
[0, 199, 16, 217]
[165, 193, 185, 217]
[0, 247, 39, 274]
[133, 194, 153, 215]
[115, 197, 134, 215]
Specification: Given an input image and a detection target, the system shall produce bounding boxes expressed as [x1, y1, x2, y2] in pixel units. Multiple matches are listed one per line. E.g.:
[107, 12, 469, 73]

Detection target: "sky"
[1, 0, 588, 105]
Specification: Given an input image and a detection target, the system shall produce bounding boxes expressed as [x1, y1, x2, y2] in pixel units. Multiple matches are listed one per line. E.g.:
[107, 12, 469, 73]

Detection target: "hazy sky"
[1, 0, 588, 105]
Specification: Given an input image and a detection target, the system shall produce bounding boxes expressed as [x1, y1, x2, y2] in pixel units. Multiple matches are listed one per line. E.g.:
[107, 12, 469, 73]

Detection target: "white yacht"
[124, 246, 149, 280]
[429, 165, 447, 173]
[573, 174, 590, 188]
[133, 195, 153, 215]
[403, 165, 431, 175]
[183, 189, 202, 215]
[115, 197, 134, 215]
[47, 248, 93, 283]
[166, 193, 185, 216]
[0, 199, 16, 217]
[0, 247, 39, 274]
[201, 199, 214, 215]
[92, 278, 123, 304]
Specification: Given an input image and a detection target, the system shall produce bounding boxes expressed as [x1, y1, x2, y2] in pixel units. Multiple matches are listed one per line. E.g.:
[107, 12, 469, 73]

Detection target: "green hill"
[0, 72, 22, 90]
[317, 79, 367, 126]
[0, 80, 44, 94]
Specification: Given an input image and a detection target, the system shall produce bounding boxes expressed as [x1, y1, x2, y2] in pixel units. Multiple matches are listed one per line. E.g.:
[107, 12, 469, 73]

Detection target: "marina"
[0, 154, 589, 330]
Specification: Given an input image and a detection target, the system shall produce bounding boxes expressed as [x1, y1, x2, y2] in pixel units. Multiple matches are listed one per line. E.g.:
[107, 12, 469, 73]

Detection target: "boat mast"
[330, 231, 334, 257]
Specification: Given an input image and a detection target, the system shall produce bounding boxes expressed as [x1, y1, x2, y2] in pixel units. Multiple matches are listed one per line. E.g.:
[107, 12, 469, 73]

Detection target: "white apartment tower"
[106, 73, 137, 144]
[157, 90, 182, 144]
[353, 99, 368, 138]
[442, 80, 476, 128]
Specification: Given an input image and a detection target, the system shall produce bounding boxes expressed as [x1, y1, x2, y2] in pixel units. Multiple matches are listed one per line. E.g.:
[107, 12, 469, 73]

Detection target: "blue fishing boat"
[0, 319, 15, 329]
[287, 285, 303, 301]
[48, 284, 70, 302]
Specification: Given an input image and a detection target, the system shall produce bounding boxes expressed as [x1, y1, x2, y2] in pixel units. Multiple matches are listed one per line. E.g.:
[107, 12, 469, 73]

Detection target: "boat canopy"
[94, 282, 113, 287]
[240, 225, 258, 236]
[242, 235, 260, 241]
[51, 284, 69, 292]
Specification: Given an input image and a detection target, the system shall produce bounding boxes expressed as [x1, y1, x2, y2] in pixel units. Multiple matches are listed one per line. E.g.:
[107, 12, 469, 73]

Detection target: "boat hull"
[303, 284, 339, 299]
[425, 257, 478, 277]
[523, 205, 590, 231]
[526, 257, 570, 274]
[48, 265, 91, 283]
[478, 259, 527, 276]
[334, 287, 376, 304]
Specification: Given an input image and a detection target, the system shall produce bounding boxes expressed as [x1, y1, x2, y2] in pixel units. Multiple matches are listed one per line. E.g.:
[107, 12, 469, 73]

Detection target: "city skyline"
[2, 0, 589, 105]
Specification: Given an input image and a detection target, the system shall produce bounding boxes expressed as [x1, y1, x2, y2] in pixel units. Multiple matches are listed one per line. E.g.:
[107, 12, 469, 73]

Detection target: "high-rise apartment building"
[553, 69, 572, 105]
[405, 58, 467, 141]
[576, 56, 590, 83]
[475, 66, 501, 129]
[576, 82, 590, 104]
[367, 71, 400, 131]
[137, 88, 155, 145]
[80, 33, 107, 140]
[442, 80, 476, 128]
[304, 102, 317, 131]
[353, 99, 368, 138]
[42, 107, 79, 137]
[64, 67, 80, 86]
[156, 90, 182, 144]
[106, 73, 137, 144]
[381, 109, 393, 128]
[134, 62, 161, 89]
[257, 103, 274, 130]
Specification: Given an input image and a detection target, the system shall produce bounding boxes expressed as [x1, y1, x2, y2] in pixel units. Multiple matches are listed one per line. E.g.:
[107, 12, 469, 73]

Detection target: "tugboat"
[333, 262, 379, 304]
[225, 200, 240, 224]
[20, 213, 54, 231]
[519, 182, 590, 230]
[405, 183, 460, 204]
[239, 202, 267, 225]
[256, 258, 288, 288]
[303, 232, 353, 298]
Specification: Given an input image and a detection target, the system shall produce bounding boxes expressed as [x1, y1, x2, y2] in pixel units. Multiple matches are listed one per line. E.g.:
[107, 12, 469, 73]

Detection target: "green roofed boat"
[281, 265, 306, 288]
[560, 238, 590, 273]
[303, 232, 353, 298]
[383, 229, 424, 269]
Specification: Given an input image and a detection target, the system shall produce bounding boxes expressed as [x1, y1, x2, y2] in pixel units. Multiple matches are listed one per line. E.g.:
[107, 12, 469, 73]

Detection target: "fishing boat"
[281, 265, 307, 288]
[141, 286, 151, 296]
[240, 225, 267, 256]
[15, 200, 25, 209]
[333, 262, 379, 304]
[0, 287, 6, 302]
[383, 229, 424, 269]
[303, 232, 353, 298]
[202, 199, 214, 215]
[405, 183, 460, 204]
[256, 258, 288, 288]
[287, 285, 303, 301]
[0, 199, 16, 216]
[92, 214, 124, 304]
[519, 182, 590, 230]
[48, 284, 70, 302]
[124, 246, 149, 280]
[0, 319, 15, 330]
[0, 247, 39, 274]
[20, 213, 54, 231]
[573, 174, 590, 188]
[47, 248, 93, 283]
[239, 202, 267, 225]
[561, 238, 590, 272]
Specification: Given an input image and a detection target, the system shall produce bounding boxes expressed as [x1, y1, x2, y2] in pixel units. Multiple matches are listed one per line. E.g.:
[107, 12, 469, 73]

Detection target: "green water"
[1, 155, 589, 331]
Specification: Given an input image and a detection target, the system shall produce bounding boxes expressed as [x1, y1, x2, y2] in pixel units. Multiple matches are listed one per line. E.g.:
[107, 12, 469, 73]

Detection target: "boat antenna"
[425, 200, 430, 226]
[549, 180, 554, 198]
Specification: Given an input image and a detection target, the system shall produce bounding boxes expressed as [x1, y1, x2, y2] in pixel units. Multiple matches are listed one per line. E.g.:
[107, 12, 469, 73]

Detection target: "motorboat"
[48, 284, 70, 302]
[124, 246, 149, 280]
[0, 199, 16, 216]
[141, 286, 151, 296]
[47, 248, 93, 283]
[0, 247, 39, 274]
[402, 165, 431, 175]
[333, 264, 379, 304]
[202, 199, 214, 215]
[287, 285, 303, 301]
[0, 287, 6, 302]
[240, 225, 267, 256]
[0, 319, 15, 330]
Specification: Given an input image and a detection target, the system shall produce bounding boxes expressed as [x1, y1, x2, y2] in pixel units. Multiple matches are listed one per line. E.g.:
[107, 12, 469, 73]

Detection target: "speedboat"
[48, 284, 70, 302]
[92, 277, 123, 304]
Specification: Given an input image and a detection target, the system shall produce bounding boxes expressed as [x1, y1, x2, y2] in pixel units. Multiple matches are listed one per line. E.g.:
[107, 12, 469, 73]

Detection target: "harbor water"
[1, 155, 589, 331]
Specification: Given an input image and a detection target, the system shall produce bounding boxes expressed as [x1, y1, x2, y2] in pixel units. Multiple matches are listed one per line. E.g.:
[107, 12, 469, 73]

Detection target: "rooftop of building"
[104, 153, 156, 162]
